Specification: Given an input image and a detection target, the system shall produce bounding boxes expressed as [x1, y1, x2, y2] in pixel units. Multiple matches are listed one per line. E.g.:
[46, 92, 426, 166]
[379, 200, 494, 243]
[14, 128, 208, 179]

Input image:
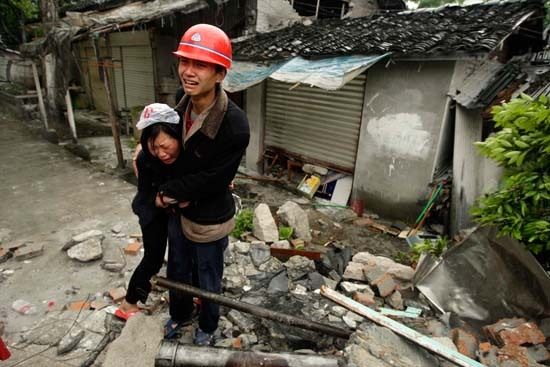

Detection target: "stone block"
[109, 287, 126, 303]
[252, 204, 279, 243]
[372, 273, 397, 297]
[276, 201, 311, 241]
[15, 243, 44, 261]
[343, 262, 366, 281]
[386, 290, 404, 310]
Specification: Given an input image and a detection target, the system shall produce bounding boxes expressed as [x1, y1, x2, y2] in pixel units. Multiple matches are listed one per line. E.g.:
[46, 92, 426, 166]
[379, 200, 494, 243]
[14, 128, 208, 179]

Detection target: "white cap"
[136, 103, 180, 130]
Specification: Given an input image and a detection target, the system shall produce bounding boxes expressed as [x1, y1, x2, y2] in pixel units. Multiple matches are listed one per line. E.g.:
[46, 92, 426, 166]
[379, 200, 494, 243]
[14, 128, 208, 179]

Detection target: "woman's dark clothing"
[125, 147, 184, 305]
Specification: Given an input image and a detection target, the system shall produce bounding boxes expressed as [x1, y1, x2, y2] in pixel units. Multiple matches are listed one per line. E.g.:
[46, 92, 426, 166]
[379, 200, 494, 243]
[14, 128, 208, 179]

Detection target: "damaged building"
[227, 0, 548, 234]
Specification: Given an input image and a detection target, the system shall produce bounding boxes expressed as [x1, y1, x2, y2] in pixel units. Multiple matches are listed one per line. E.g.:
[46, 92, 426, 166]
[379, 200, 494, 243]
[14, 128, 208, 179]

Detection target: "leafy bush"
[410, 237, 449, 263]
[231, 209, 253, 239]
[279, 226, 293, 240]
[472, 94, 550, 254]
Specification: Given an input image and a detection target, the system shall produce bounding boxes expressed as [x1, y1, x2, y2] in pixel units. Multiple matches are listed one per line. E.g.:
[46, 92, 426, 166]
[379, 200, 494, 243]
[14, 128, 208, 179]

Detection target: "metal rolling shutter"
[121, 46, 155, 108]
[109, 31, 155, 109]
[265, 75, 366, 171]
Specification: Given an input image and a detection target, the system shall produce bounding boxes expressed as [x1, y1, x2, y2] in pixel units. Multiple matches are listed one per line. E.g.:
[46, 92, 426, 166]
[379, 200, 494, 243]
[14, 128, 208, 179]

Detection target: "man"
[157, 24, 250, 345]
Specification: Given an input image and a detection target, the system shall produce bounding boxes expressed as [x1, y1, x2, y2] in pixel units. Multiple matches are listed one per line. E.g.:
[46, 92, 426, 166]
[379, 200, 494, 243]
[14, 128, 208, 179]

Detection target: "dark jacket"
[131, 131, 185, 228]
[159, 85, 250, 225]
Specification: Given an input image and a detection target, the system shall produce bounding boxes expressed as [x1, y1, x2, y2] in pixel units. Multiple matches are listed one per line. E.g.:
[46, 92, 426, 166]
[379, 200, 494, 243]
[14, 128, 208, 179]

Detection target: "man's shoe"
[193, 328, 213, 346]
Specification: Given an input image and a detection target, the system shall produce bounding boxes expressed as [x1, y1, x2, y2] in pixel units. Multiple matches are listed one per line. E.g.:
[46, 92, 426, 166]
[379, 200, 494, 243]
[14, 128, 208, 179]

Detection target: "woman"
[116, 103, 191, 338]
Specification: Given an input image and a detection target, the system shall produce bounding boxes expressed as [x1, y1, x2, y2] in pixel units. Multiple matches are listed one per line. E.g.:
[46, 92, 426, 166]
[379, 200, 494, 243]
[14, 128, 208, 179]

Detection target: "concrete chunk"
[252, 204, 279, 243]
[276, 201, 311, 241]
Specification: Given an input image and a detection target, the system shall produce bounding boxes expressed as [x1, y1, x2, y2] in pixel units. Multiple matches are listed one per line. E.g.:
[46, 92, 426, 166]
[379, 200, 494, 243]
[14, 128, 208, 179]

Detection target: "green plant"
[472, 94, 550, 255]
[279, 226, 293, 240]
[410, 237, 449, 263]
[231, 209, 253, 239]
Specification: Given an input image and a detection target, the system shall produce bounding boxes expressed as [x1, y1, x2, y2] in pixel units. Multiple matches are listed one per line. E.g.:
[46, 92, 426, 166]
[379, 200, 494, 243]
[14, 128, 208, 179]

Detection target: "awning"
[224, 54, 391, 92]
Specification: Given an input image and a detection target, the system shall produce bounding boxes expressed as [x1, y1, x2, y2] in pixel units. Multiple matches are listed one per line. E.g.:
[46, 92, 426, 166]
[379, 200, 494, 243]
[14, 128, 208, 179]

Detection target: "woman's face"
[148, 131, 180, 165]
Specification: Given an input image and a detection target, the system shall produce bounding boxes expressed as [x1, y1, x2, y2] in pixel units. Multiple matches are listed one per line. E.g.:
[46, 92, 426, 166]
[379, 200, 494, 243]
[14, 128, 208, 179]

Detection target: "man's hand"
[178, 201, 190, 208]
[132, 143, 143, 177]
[155, 193, 170, 208]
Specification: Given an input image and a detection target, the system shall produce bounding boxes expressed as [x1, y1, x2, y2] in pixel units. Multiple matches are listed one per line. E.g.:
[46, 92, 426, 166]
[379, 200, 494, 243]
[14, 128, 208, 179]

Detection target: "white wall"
[353, 61, 455, 220]
[256, 0, 302, 33]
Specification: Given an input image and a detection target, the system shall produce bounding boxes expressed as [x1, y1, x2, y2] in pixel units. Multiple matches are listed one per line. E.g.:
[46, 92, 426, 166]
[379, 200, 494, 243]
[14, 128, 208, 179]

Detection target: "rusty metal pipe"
[151, 276, 351, 340]
[155, 340, 341, 367]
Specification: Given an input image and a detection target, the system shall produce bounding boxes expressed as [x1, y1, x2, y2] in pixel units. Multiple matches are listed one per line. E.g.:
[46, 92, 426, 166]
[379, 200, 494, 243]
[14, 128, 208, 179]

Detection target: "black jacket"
[131, 137, 185, 228]
[159, 86, 250, 225]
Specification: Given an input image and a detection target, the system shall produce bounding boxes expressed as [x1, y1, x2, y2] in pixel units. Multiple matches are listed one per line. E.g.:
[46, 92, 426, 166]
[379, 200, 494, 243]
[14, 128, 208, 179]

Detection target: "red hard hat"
[173, 24, 232, 69]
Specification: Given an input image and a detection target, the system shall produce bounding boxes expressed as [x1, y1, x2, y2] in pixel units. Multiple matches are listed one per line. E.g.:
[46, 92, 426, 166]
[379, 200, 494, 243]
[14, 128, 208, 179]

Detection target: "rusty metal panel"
[265, 75, 366, 171]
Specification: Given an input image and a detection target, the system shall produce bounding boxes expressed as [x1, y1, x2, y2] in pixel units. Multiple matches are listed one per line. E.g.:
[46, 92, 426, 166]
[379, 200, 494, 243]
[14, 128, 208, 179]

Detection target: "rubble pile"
[2, 200, 549, 366]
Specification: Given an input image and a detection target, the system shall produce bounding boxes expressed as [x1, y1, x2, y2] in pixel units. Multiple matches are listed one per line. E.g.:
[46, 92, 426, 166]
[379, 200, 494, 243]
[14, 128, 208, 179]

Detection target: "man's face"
[178, 57, 224, 98]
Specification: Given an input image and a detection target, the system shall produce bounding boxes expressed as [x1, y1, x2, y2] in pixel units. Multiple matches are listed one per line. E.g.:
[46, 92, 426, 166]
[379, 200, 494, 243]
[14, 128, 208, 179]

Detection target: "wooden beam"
[320, 286, 486, 367]
[31, 61, 48, 130]
[65, 89, 77, 141]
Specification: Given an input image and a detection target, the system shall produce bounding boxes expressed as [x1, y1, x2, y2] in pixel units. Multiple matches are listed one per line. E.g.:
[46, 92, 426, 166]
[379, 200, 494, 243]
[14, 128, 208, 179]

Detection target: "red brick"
[109, 287, 126, 303]
[451, 328, 478, 359]
[124, 241, 142, 256]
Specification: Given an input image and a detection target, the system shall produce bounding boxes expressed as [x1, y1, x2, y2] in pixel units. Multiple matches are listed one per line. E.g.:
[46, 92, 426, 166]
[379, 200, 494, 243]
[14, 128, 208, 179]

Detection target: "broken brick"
[90, 300, 108, 310]
[484, 318, 526, 345]
[67, 300, 91, 312]
[451, 328, 478, 359]
[372, 273, 397, 297]
[498, 321, 546, 346]
[497, 343, 534, 366]
[14, 243, 44, 261]
[353, 291, 376, 307]
[0, 248, 12, 263]
[479, 342, 493, 353]
[124, 241, 142, 256]
[109, 287, 126, 303]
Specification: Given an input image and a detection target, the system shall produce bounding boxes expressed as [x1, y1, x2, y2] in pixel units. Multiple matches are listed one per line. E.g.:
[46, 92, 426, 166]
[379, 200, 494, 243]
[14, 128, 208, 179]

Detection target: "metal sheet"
[121, 45, 155, 108]
[414, 226, 550, 325]
[265, 75, 366, 171]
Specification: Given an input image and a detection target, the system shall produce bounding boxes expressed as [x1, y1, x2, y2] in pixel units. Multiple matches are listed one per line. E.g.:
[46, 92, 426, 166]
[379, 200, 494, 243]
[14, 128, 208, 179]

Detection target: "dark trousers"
[125, 213, 168, 304]
[167, 215, 228, 333]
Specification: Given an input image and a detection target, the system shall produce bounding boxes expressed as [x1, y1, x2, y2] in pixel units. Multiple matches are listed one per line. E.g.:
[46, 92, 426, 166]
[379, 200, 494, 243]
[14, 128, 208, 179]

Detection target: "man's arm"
[159, 133, 248, 202]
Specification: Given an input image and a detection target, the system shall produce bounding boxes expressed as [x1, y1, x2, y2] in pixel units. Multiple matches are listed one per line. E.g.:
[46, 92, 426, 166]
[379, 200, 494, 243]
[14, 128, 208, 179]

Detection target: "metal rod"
[151, 276, 351, 340]
[320, 286, 486, 367]
[156, 341, 341, 367]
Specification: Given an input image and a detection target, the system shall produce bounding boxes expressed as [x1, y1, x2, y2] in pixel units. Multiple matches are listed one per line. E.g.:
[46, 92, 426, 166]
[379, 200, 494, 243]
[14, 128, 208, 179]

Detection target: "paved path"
[0, 111, 141, 366]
